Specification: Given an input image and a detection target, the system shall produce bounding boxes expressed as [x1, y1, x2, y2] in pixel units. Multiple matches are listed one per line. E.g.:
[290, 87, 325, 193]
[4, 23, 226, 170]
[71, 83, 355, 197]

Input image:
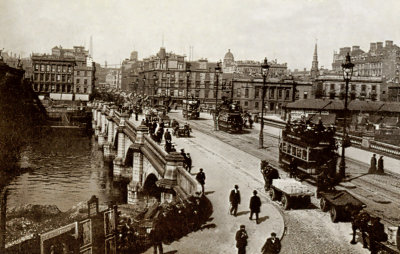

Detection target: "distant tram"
[217, 100, 243, 133]
[279, 119, 338, 178]
[182, 99, 201, 119]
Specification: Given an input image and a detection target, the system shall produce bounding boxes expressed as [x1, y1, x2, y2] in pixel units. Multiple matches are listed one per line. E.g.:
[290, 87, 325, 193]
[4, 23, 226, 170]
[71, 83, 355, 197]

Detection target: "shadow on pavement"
[204, 191, 215, 195]
[236, 211, 250, 217]
[258, 215, 270, 224]
[164, 251, 178, 254]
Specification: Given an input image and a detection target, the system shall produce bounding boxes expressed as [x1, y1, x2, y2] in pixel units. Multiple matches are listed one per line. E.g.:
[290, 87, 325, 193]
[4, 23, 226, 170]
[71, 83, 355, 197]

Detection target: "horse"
[350, 209, 370, 248]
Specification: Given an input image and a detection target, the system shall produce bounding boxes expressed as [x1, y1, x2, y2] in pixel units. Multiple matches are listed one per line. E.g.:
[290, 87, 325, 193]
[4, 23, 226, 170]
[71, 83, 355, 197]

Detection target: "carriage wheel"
[320, 197, 330, 212]
[269, 188, 277, 201]
[330, 206, 339, 223]
[281, 194, 290, 210]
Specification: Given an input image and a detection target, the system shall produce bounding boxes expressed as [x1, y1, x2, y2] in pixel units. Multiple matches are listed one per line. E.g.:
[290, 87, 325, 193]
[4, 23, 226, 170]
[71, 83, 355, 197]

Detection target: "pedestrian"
[229, 185, 241, 216]
[289, 158, 297, 178]
[181, 149, 188, 167]
[249, 117, 253, 129]
[249, 190, 261, 224]
[235, 225, 248, 254]
[186, 153, 192, 173]
[196, 168, 206, 195]
[261, 232, 281, 254]
[135, 111, 139, 121]
[368, 154, 377, 174]
[377, 155, 384, 174]
[149, 219, 164, 254]
[164, 129, 172, 143]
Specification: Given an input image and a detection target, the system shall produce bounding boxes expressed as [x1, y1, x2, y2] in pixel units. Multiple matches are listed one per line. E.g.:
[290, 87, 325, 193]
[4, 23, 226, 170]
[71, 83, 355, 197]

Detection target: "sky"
[1, 0, 400, 70]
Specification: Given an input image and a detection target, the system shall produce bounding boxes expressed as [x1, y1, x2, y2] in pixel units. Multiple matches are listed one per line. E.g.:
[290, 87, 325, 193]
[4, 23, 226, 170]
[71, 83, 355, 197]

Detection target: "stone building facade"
[31, 46, 95, 101]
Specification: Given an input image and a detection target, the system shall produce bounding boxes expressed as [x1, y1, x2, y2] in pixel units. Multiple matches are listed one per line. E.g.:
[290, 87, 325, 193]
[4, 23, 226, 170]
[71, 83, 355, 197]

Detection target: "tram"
[217, 100, 243, 133]
[278, 119, 338, 179]
[182, 99, 201, 119]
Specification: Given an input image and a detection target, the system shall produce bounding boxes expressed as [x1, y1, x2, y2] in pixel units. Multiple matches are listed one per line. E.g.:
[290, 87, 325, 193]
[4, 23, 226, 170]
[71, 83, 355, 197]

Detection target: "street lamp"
[142, 76, 146, 98]
[339, 52, 354, 178]
[185, 63, 191, 120]
[166, 70, 170, 107]
[259, 57, 270, 149]
[214, 61, 222, 131]
[153, 73, 157, 106]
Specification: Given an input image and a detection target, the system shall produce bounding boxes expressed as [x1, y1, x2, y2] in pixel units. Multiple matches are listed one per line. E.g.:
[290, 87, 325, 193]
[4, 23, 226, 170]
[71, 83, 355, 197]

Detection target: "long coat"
[249, 195, 261, 213]
[369, 156, 377, 173]
[235, 229, 248, 249]
[261, 237, 281, 254]
[229, 189, 241, 206]
[196, 172, 206, 185]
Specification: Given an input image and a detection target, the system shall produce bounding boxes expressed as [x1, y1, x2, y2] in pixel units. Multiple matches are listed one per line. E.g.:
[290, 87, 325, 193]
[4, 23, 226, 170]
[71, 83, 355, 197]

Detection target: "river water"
[7, 129, 127, 212]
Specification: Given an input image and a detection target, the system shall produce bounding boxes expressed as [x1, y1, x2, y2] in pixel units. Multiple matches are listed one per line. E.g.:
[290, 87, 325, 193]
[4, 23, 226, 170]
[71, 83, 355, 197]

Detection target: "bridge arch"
[143, 173, 161, 200]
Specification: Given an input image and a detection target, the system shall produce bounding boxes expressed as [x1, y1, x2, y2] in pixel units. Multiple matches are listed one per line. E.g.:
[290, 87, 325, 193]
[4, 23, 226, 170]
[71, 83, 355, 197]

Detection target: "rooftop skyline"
[1, 0, 400, 70]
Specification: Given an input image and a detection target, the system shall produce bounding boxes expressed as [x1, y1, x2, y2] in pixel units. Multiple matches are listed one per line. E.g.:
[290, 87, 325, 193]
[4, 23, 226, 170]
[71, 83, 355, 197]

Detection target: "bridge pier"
[158, 152, 185, 203]
[127, 124, 147, 204]
[103, 107, 116, 161]
[113, 113, 130, 176]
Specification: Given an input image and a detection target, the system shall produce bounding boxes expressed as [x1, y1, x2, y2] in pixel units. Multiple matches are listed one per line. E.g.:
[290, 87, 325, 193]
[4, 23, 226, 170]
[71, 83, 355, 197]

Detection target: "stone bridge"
[91, 101, 201, 204]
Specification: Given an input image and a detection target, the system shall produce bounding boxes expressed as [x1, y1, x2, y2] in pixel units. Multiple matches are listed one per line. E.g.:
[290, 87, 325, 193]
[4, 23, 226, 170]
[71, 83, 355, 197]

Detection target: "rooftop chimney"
[377, 42, 383, 50]
[370, 42, 377, 51]
[385, 40, 393, 47]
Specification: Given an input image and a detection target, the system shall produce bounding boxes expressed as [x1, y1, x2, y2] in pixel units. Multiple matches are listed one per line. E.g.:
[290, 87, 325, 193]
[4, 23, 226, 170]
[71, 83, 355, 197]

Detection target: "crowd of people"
[115, 196, 210, 254]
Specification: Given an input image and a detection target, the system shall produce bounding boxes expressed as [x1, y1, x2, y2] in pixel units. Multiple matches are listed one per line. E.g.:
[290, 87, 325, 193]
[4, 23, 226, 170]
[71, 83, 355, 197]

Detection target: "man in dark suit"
[249, 190, 261, 224]
[235, 225, 248, 254]
[196, 168, 206, 195]
[261, 232, 281, 254]
[229, 185, 241, 216]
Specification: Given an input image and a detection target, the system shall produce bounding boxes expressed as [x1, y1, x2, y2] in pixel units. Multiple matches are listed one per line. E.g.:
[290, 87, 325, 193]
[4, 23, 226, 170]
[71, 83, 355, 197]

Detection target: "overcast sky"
[1, 0, 400, 70]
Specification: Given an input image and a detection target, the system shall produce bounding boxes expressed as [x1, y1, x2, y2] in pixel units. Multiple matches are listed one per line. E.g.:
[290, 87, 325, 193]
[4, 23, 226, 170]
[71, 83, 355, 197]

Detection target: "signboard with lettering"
[79, 219, 92, 250]
[40, 222, 78, 254]
[87, 195, 99, 217]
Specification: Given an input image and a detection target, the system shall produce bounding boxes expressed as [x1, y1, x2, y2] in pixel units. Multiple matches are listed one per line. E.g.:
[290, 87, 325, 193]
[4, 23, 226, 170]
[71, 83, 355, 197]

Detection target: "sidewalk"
[128, 114, 286, 254]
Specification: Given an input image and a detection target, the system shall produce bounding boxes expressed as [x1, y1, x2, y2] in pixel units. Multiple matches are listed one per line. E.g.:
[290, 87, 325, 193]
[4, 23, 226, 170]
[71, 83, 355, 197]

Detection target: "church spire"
[311, 42, 319, 79]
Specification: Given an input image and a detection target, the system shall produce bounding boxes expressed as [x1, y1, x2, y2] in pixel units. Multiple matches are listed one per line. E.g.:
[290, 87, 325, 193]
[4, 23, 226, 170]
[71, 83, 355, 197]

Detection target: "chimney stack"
[377, 42, 383, 50]
[385, 40, 393, 47]
[370, 42, 377, 51]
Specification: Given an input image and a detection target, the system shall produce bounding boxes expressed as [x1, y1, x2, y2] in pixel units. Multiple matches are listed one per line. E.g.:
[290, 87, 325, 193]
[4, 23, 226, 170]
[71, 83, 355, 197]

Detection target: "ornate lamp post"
[185, 63, 191, 120]
[259, 58, 270, 149]
[153, 73, 157, 107]
[214, 61, 222, 131]
[339, 52, 354, 178]
[142, 77, 146, 98]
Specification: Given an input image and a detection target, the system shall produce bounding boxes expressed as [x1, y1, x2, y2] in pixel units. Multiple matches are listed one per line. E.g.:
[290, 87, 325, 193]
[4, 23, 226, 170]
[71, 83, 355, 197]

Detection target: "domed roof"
[224, 49, 234, 61]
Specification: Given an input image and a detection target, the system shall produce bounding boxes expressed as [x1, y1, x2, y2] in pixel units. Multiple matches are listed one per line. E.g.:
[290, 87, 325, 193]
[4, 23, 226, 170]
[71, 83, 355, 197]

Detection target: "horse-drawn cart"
[269, 178, 314, 210]
[318, 189, 365, 223]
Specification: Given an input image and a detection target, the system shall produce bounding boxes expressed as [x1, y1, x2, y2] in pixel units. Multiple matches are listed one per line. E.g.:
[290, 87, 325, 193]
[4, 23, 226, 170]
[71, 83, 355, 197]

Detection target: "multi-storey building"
[121, 51, 141, 92]
[31, 46, 95, 101]
[315, 75, 384, 101]
[332, 40, 400, 83]
[222, 49, 288, 77]
[105, 69, 121, 89]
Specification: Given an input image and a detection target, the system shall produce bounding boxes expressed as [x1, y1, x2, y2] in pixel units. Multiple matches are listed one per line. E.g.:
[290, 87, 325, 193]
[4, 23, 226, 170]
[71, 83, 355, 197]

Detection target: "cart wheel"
[330, 206, 339, 223]
[320, 198, 329, 212]
[281, 194, 290, 210]
[269, 188, 277, 201]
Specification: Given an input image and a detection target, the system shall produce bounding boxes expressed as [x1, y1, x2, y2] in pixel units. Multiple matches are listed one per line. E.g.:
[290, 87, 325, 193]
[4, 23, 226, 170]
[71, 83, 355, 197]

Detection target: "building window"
[244, 101, 248, 106]
[68, 66, 72, 73]
[41, 65, 45, 72]
[351, 85, 356, 91]
[255, 88, 259, 98]
[285, 90, 290, 100]
[40, 74, 44, 81]
[46, 73, 50, 81]
[270, 88, 275, 99]
[57, 65, 61, 72]
[77, 71, 80, 76]
[46, 65, 50, 72]
[84, 87, 87, 93]
[51, 74, 55, 82]
[76, 87, 80, 93]
[245, 88, 249, 98]
[372, 85, 376, 91]
[330, 83, 335, 90]
[77, 78, 80, 84]
[84, 79, 87, 85]
[278, 89, 283, 99]
[57, 75, 60, 81]
[204, 90, 209, 98]
[35, 64, 39, 71]
[63, 66, 67, 72]
[361, 85, 366, 92]
[52, 65, 55, 72]
[84, 71, 87, 76]
[255, 101, 259, 109]
[195, 90, 200, 98]
[62, 75, 66, 82]
[303, 92, 308, 99]
[34, 73, 38, 80]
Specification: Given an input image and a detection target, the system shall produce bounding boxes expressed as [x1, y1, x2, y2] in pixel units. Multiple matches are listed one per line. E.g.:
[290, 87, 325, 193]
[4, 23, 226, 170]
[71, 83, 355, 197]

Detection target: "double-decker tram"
[279, 119, 338, 179]
[217, 100, 244, 133]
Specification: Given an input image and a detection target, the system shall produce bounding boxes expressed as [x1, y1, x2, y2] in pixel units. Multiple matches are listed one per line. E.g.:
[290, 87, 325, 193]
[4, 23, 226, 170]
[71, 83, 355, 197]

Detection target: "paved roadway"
[132, 112, 370, 254]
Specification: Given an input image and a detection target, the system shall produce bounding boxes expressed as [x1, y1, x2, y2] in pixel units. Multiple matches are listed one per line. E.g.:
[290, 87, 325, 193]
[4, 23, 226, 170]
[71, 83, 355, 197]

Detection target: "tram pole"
[259, 58, 270, 149]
